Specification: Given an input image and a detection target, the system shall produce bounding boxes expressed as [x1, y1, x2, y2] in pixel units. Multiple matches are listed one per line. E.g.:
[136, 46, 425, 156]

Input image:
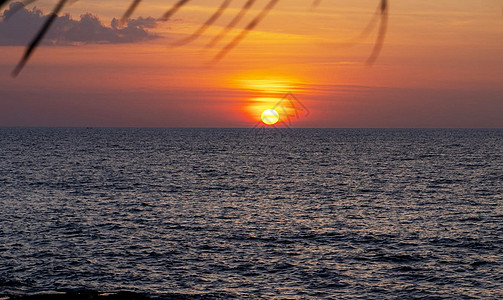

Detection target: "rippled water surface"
[1, 128, 502, 299]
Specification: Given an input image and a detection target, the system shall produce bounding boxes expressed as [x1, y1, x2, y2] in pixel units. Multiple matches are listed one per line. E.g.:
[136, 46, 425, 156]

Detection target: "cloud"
[0, 2, 160, 46]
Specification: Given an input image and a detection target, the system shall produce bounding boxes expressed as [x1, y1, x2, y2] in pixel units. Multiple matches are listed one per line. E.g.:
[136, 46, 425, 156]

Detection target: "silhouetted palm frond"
[366, 0, 387, 65]
[213, 0, 279, 62]
[120, 0, 141, 26]
[171, 0, 232, 46]
[11, 0, 68, 77]
[2, 0, 389, 77]
[204, 0, 255, 49]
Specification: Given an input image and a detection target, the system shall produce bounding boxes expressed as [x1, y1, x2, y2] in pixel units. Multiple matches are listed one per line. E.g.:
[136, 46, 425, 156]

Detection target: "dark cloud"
[0, 2, 160, 46]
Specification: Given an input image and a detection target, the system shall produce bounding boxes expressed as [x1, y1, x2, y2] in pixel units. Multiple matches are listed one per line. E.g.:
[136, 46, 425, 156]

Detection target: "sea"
[0, 128, 502, 299]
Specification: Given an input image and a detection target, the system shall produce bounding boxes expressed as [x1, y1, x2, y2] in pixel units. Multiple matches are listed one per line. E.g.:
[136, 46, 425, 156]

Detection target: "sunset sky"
[1, 0, 502, 127]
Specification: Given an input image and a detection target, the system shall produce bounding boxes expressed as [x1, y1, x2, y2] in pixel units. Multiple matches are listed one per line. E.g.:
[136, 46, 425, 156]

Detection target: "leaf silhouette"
[171, 0, 232, 46]
[160, 0, 190, 21]
[204, 0, 256, 49]
[366, 0, 388, 65]
[5, 0, 392, 76]
[213, 0, 279, 62]
[120, 0, 142, 26]
[11, 0, 68, 77]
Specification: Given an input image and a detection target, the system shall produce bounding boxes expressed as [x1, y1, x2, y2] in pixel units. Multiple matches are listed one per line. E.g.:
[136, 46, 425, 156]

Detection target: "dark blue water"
[1, 128, 502, 299]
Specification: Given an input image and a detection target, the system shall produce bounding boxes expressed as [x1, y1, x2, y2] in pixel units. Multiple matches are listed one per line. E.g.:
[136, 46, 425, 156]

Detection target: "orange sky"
[0, 0, 502, 127]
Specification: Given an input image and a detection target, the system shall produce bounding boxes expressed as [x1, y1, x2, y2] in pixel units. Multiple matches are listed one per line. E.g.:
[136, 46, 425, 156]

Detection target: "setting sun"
[1, 1, 503, 299]
[261, 109, 279, 125]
